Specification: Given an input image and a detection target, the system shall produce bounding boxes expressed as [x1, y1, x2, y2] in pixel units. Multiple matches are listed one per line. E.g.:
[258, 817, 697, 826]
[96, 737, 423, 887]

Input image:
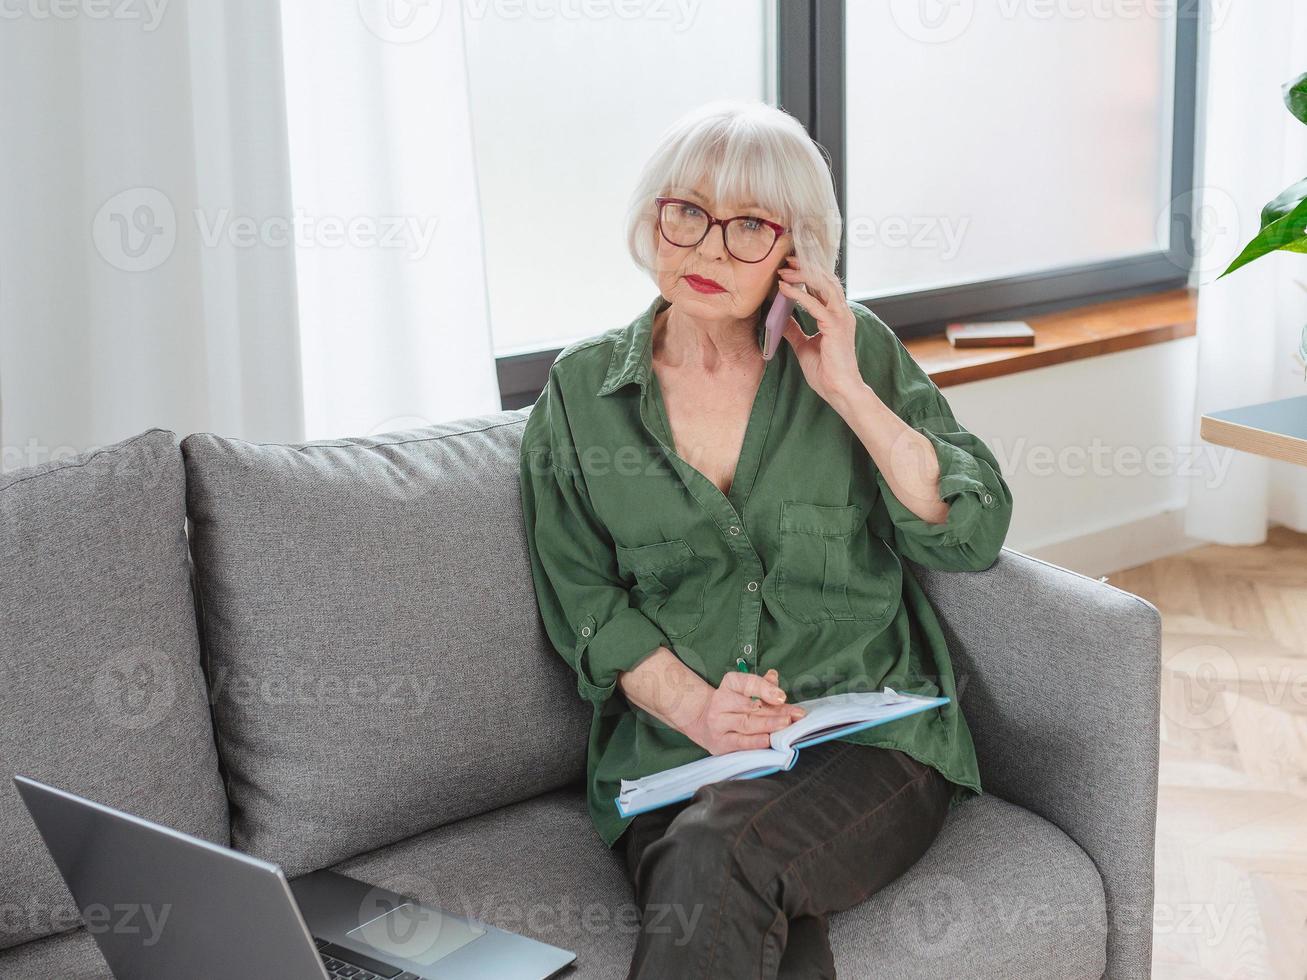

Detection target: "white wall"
[945, 336, 1210, 578]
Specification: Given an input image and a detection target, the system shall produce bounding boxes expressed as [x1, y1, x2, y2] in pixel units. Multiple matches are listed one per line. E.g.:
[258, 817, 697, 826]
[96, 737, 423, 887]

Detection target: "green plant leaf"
[1285, 71, 1307, 126]
[1217, 193, 1307, 280]
[1285, 238, 1307, 254]
[1262, 177, 1307, 227]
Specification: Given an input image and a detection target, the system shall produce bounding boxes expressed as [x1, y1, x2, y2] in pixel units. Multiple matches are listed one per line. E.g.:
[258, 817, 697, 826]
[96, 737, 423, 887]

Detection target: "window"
[465, 2, 773, 364]
[838, 0, 1197, 335]
[845, 4, 1175, 298]
[495, 0, 1198, 403]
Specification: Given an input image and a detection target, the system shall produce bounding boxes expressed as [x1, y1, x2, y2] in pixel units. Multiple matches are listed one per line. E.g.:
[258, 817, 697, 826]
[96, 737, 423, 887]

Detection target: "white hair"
[625, 99, 842, 283]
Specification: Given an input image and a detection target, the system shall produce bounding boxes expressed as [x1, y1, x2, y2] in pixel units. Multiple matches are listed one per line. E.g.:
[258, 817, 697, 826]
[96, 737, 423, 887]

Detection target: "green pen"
[737, 657, 760, 703]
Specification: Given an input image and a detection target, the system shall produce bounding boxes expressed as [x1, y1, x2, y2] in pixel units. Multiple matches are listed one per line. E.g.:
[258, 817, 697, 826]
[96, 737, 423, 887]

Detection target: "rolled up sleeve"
[849, 301, 1014, 573]
[518, 375, 670, 707]
[875, 384, 1013, 572]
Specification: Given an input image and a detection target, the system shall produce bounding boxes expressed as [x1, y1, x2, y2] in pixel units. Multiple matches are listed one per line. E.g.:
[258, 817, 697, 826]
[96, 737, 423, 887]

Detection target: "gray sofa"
[0, 414, 1161, 979]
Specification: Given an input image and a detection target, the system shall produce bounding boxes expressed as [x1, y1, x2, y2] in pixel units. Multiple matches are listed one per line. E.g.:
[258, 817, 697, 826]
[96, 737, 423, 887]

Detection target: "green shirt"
[518, 292, 1013, 849]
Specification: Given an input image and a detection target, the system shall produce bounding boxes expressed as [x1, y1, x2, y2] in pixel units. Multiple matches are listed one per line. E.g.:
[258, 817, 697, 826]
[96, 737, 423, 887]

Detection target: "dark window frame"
[498, 0, 1199, 407]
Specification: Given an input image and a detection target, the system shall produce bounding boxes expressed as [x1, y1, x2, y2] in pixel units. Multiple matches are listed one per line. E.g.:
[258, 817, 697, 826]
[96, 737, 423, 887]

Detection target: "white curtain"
[1185, 0, 1307, 542]
[0, 0, 497, 468]
[280, 0, 499, 440]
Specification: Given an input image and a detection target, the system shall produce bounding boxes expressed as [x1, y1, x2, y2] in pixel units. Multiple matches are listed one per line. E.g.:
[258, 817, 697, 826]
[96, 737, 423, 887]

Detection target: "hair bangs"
[662, 119, 797, 228]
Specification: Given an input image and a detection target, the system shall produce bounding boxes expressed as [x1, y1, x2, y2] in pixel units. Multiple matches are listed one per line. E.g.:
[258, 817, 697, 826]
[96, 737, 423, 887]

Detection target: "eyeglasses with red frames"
[654, 196, 788, 264]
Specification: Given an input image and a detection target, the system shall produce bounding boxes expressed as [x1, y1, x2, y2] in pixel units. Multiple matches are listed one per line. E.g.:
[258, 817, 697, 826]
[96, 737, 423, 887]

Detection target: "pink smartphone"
[761, 290, 797, 361]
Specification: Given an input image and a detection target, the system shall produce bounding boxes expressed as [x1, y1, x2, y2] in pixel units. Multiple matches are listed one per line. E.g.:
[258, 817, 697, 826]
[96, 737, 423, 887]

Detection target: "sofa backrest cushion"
[0, 428, 230, 950]
[180, 411, 589, 876]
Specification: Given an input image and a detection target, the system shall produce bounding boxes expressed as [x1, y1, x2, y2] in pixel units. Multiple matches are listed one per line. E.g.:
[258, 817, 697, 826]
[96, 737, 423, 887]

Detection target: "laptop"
[14, 775, 577, 979]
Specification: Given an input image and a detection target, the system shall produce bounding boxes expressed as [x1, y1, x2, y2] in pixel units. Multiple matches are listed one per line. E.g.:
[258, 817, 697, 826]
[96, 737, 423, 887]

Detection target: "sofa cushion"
[0, 925, 109, 978]
[179, 412, 589, 877]
[328, 788, 1108, 979]
[0, 788, 1107, 977]
[0, 428, 230, 951]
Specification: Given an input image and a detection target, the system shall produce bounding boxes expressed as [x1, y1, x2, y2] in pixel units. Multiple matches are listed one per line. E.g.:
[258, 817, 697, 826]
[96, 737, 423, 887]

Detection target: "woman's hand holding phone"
[774, 254, 865, 407]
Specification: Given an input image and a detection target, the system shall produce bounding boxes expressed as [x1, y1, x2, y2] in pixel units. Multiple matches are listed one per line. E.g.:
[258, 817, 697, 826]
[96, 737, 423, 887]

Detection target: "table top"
[1200, 394, 1307, 467]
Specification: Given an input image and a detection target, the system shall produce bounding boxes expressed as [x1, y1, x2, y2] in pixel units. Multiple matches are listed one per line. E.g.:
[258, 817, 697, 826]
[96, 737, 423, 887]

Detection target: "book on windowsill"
[944, 320, 1035, 347]
[613, 688, 949, 817]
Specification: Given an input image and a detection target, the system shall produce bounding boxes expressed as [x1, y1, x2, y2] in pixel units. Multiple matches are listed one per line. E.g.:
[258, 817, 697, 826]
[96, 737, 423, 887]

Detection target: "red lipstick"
[683, 274, 726, 294]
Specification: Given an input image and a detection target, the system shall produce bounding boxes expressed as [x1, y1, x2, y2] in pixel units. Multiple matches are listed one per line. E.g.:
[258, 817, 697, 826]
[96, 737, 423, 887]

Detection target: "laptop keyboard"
[313, 936, 421, 980]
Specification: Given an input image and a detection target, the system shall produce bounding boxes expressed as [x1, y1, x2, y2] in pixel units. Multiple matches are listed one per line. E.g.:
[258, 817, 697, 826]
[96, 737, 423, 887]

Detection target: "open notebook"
[614, 688, 949, 818]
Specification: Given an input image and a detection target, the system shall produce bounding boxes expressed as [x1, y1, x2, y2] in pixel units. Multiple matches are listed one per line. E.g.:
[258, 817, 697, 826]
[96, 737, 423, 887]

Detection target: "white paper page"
[770, 689, 917, 752]
[619, 747, 786, 804]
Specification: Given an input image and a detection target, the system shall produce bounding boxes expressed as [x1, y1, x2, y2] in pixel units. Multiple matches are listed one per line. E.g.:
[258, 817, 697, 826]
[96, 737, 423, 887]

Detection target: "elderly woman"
[518, 100, 1012, 979]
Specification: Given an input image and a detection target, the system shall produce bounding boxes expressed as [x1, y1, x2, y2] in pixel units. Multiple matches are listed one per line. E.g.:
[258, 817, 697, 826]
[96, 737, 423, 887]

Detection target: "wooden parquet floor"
[1109, 524, 1307, 979]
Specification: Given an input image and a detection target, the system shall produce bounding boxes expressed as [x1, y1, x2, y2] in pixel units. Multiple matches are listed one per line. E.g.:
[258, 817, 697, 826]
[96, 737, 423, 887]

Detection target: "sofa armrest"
[907, 546, 1161, 980]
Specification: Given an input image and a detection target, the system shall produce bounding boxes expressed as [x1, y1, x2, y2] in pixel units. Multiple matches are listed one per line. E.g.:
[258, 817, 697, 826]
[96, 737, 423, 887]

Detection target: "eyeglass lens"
[659, 201, 778, 262]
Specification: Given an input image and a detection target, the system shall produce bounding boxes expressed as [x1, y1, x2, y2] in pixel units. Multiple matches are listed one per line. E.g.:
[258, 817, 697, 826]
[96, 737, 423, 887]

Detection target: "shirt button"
[729, 525, 741, 535]
[742, 644, 752, 655]
[580, 626, 591, 637]
[982, 492, 994, 506]
[746, 581, 759, 592]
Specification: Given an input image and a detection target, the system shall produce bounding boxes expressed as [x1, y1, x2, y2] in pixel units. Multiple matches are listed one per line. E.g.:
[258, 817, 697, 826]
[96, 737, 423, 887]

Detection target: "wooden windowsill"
[902, 287, 1197, 388]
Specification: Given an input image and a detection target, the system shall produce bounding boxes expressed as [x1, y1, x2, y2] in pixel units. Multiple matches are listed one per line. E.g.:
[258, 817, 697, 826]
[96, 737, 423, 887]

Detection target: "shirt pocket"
[614, 537, 708, 639]
[775, 499, 901, 627]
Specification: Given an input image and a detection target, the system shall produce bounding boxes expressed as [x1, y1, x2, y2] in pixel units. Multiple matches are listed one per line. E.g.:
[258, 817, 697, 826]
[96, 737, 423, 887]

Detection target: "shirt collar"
[596, 293, 767, 397]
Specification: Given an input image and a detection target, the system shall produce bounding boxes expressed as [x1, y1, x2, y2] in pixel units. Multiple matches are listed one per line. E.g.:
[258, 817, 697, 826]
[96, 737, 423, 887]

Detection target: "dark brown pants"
[619, 741, 952, 980]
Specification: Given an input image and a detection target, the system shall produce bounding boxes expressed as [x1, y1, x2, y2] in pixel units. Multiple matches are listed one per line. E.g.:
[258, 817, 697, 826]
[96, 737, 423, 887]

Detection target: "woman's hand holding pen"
[617, 651, 806, 756]
[682, 668, 806, 756]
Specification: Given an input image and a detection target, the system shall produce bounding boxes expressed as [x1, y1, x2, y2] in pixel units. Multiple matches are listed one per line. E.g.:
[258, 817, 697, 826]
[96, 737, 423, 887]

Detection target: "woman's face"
[653, 185, 792, 324]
